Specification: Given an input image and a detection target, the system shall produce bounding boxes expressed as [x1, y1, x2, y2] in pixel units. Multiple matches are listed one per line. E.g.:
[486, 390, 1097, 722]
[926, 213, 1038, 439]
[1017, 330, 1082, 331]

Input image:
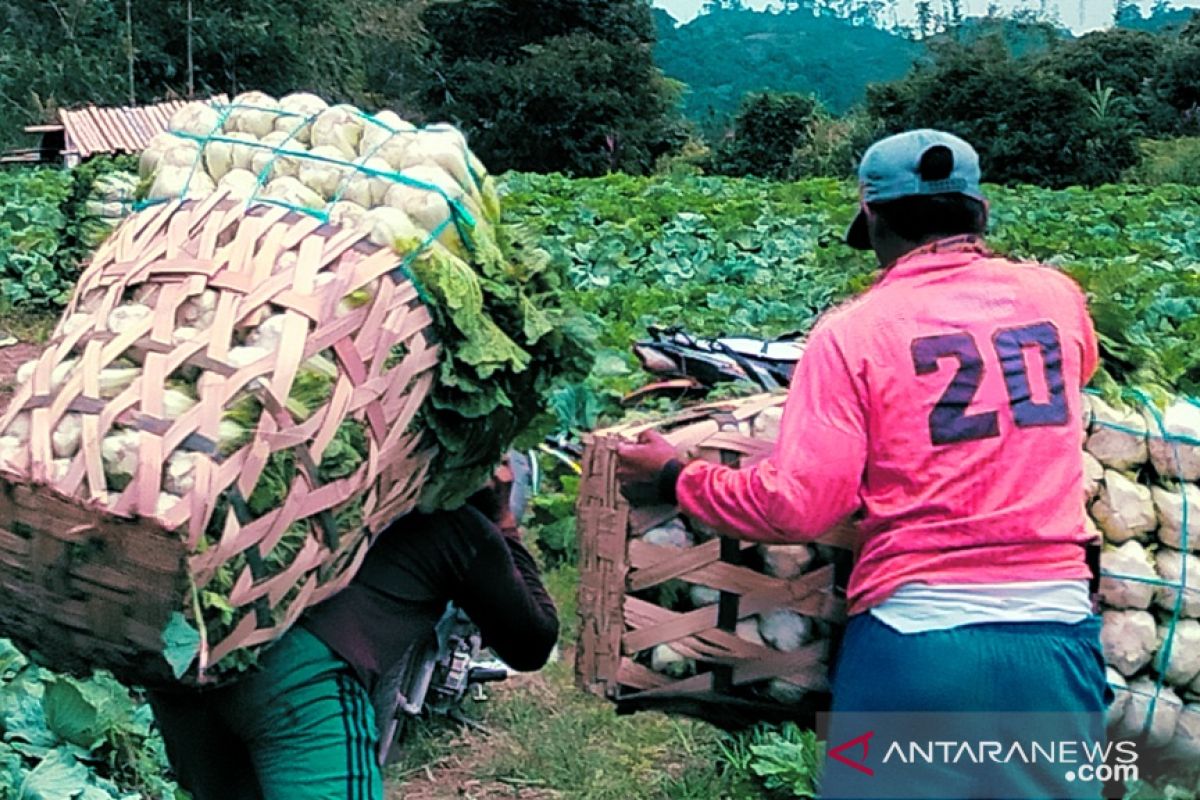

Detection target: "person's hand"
[616, 429, 680, 485]
[487, 460, 520, 535]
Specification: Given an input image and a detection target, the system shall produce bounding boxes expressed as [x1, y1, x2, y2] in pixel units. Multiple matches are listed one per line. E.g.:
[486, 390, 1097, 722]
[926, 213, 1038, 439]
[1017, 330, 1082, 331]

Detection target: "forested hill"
[654, 7, 919, 123]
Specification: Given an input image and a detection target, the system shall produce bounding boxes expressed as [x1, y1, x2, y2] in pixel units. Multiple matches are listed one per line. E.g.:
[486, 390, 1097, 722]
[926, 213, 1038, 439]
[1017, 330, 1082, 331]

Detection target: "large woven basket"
[0, 193, 440, 685]
[575, 394, 854, 730]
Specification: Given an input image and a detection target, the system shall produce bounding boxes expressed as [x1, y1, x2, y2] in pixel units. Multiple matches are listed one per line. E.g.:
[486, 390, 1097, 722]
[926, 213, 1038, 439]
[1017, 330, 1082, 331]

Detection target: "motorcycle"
[625, 325, 804, 404]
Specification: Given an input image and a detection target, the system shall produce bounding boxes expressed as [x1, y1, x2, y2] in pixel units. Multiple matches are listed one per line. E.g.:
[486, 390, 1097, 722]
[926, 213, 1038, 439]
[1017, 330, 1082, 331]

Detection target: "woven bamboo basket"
[575, 394, 854, 730]
[0, 192, 440, 685]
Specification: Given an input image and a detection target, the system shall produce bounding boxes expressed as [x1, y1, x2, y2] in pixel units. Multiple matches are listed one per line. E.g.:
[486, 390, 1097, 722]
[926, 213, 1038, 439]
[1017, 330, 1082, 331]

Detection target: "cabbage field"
[2, 169, 1200, 798]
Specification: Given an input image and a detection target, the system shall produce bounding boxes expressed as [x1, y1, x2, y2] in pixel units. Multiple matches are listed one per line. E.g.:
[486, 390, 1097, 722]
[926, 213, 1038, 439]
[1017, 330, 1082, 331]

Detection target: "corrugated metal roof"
[60, 95, 230, 158]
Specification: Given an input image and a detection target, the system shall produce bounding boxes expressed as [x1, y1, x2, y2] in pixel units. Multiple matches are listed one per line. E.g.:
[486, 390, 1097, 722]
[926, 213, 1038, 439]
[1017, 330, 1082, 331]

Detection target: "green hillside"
[654, 7, 920, 124]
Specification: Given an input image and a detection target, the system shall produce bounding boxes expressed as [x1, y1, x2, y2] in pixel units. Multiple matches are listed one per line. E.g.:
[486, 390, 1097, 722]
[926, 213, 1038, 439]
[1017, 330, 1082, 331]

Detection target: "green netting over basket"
[133, 92, 593, 513]
[1088, 389, 1200, 764]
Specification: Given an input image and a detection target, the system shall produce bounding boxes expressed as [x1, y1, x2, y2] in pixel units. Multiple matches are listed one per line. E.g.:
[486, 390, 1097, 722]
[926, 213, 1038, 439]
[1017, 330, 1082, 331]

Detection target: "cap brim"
[845, 209, 871, 250]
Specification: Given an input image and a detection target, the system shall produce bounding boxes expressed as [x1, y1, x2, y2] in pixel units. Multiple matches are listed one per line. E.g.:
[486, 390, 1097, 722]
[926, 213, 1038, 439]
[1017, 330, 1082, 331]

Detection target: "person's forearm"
[655, 451, 860, 543]
[460, 535, 559, 671]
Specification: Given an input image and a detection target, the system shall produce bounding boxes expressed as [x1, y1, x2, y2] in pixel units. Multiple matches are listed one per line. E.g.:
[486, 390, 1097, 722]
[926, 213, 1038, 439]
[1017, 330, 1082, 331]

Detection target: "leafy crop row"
[1, 173, 1199, 797]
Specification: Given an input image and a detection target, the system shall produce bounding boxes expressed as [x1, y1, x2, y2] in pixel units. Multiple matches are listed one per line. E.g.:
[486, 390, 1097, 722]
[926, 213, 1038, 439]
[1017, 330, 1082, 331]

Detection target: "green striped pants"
[148, 626, 382, 800]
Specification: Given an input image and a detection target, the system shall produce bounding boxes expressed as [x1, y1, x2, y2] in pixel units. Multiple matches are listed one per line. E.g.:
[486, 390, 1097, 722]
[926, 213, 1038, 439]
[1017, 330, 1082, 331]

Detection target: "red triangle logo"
[828, 731, 875, 777]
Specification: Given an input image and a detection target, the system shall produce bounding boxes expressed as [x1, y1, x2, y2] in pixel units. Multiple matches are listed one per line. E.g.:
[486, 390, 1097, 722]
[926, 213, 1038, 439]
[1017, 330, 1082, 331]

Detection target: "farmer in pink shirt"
[618, 130, 1109, 799]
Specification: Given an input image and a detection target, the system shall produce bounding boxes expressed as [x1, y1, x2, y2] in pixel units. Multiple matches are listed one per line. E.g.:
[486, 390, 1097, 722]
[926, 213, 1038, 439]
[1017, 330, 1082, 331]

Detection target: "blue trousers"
[821, 614, 1111, 800]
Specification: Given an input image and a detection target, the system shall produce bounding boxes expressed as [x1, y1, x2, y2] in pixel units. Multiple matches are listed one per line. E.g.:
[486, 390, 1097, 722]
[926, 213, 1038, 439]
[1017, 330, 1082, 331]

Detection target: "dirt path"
[385, 669, 563, 800]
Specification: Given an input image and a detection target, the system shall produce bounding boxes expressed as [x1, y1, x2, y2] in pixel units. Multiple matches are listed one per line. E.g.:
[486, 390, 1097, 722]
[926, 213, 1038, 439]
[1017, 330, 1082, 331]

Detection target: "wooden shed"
[2, 95, 228, 167]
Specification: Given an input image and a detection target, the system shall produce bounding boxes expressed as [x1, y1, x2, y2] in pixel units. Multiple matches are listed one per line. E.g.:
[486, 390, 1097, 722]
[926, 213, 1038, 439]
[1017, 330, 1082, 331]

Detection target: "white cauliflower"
[101, 429, 141, 485]
[2, 411, 30, 444]
[1086, 397, 1148, 470]
[340, 157, 392, 207]
[1101, 609, 1158, 676]
[227, 91, 279, 138]
[107, 303, 152, 335]
[1091, 470, 1156, 543]
[261, 175, 324, 209]
[1117, 677, 1181, 748]
[275, 92, 329, 143]
[245, 314, 288, 352]
[1148, 400, 1200, 481]
[1155, 548, 1200, 618]
[310, 105, 364, 160]
[1158, 619, 1200, 688]
[760, 544, 814, 580]
[1153, 483, 1200, 551]
[218, 167, 260, 200]
[650, 644, 692, 677]
[51, 414, 82, 459]
[297, 145, 352, 200]
[169, 101, 220, 138]
[758, 610, 812, 652]
[642, 519, 693, 549]
[177, 290, 217, 330]
[689, 584, 719, 608]
[163, 451, 202, 496]
[251, 131, 305, 180]
[147, 166, 215, 201]
[358, 110, 415, 168]
[328, 201, 367, 230]
[764, 679, 808, 705]
[1098, 540, 1157, 610]
[356, 206, 424, 249]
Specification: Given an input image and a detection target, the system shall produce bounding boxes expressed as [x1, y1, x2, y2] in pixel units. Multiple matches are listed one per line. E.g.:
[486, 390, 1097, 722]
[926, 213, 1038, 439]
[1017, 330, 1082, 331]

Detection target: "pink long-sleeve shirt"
[676, 238, 1099, 615]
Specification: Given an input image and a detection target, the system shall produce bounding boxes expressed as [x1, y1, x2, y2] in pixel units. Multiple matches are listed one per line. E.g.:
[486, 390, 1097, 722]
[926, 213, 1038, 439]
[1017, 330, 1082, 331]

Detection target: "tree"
[1152, 15, 1200, 135]
[865, 33, 1140, 187]
[411, 0, 684, 175]
[1115, 0, 1143, 27]
[1043, 28, 1172, 136]
[705, 92, 817, 179]
[914, 1, 936, 39]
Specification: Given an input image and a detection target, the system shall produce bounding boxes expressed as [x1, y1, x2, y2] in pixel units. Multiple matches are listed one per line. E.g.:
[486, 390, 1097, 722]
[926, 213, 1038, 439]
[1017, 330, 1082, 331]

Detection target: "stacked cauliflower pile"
[138, 92, 499, 256]
[79, 171, 138, 249]
[1089, 395, 1200, 762]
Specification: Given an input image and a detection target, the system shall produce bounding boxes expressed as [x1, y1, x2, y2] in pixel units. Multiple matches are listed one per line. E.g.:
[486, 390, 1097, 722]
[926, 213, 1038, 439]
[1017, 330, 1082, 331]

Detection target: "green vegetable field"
[2, 170, 1200, 798]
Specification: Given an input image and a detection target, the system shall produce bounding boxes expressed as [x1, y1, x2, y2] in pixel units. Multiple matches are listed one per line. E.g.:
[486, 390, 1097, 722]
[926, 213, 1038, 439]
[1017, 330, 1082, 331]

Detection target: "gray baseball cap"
[846, 129, 986, 250]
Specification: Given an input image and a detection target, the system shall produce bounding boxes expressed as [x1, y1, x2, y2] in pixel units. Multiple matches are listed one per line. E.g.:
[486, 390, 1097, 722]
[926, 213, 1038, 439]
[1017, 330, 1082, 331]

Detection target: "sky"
[653, 0, 1200, 32]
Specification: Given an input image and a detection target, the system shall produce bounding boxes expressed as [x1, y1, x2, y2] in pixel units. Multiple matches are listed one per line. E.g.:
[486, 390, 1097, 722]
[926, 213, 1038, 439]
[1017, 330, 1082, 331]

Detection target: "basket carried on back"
[575, 394, 853, 730]
[0, 92, 591, 687]
[0, 194, 439, 686]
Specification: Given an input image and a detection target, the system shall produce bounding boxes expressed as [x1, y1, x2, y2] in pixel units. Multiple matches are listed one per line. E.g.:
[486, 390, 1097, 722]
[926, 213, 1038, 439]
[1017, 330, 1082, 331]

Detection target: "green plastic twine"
[1130, 388, 1189, 738]
[131, 100, 236, 213]
[1090, 387, 1192, 739]
[153, 105, 478, 254]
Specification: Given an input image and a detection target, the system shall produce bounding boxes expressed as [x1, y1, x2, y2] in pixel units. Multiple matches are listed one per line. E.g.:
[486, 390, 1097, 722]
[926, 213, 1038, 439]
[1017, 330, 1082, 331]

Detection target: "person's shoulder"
[989, 255, 1088, 305]
[379, 506, 502, 549]
[808, 292, 875, 342]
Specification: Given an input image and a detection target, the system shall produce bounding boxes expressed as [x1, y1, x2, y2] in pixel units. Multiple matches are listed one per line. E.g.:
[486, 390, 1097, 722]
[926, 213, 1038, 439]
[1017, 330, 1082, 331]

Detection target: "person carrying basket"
[617, 130, 1110, 800]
